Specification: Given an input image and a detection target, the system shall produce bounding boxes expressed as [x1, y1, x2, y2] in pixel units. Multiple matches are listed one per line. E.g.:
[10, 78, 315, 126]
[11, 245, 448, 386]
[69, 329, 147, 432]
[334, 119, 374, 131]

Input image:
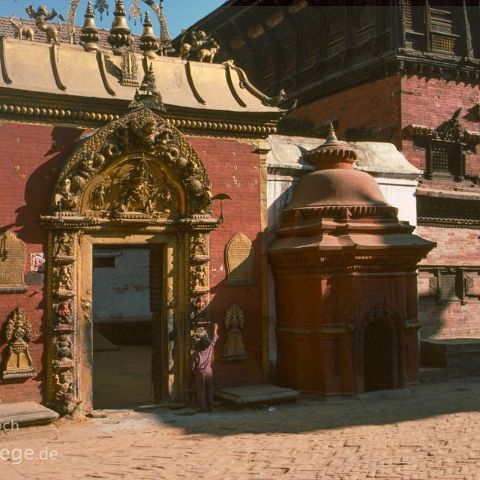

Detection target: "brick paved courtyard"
[1, 377, 480, 480]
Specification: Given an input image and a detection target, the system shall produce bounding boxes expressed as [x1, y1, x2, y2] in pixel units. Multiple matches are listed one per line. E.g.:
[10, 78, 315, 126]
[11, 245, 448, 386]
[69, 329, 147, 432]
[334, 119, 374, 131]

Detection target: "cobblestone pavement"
[1, 377, 480, 480]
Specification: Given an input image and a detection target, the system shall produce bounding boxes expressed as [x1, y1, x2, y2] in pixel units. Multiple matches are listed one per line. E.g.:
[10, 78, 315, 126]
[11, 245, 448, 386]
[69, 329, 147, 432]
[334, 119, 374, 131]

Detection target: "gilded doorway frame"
[41, 106, 218, 416]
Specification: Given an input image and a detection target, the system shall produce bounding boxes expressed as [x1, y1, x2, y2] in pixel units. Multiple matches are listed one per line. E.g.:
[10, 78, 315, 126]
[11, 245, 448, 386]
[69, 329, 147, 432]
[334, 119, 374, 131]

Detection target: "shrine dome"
[286, 124, 390, 210]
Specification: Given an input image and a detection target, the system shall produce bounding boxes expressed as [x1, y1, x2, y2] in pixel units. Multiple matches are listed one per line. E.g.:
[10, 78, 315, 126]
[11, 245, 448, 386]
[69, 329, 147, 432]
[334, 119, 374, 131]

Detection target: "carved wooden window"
[427, 141, 463, 180]
[429, 6, 457, 55]
[403, 1, 426, 50]
[355, 6, 375, 45]
[328, 13, 345, 56]
[439, 272, 457, 301]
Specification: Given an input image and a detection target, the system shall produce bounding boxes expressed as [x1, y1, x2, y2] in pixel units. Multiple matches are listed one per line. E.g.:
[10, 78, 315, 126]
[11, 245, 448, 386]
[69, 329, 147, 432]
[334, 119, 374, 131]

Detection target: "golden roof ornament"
[305, 123, 358, 170]
[80, 1, 99, 52]
[129, 58, 165, 112]
[25, 4, 59, 44]
[108, 0, 132, 55]
[139, 11, 159, 59]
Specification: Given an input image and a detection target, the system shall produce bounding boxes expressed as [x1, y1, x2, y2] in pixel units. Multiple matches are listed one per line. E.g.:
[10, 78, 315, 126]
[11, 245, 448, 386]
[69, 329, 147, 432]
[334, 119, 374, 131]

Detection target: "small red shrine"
[269, 126, 435, 395]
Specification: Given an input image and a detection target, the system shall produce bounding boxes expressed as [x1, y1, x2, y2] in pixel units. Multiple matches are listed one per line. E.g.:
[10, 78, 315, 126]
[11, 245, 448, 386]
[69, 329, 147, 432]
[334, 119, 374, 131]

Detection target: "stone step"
[217, 384, 299, 406]
[419, 366, 447, 383]
[0, 401, 58, 428]
[421, 338, 480, 377]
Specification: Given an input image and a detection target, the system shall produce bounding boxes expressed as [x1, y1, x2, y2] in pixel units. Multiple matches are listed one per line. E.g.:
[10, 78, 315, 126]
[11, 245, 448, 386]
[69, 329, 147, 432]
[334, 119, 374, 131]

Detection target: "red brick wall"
[0, 123, 265, 404]
[417, 226, 480, 267]
[401, 75, 480, 172]
[0, 121, 85, 404]
[189, 136, 266, 387]
[417, 225, 480, 338]
[291, 75, 403, 146]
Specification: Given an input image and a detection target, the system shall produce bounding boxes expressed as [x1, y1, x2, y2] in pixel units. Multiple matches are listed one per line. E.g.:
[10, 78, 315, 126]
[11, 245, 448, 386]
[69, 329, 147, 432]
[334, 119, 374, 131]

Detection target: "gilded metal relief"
[86, 158, 177, 218]
[50, 230, 79, 416]
[52, 108, 211, 218]
[2, 308, 36, 379]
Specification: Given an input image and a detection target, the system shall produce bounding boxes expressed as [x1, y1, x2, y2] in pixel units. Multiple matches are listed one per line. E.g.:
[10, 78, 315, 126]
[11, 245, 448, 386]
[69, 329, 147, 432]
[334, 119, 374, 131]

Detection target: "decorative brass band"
[0, 101, 278, 136]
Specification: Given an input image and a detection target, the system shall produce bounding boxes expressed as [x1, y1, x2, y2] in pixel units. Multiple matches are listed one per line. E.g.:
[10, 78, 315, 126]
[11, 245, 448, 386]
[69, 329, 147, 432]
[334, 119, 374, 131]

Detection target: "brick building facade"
[192, 2, 480, 342]
[0, 3, 283, 411]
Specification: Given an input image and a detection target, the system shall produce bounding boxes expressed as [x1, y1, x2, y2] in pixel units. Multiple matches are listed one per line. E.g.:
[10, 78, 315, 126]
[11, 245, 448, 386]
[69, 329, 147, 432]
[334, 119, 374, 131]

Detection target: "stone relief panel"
[225, 233, 255, 285]
[0, 231, 27, 293]
[223, 304, 247, 360]
[2, 308, 36, 379]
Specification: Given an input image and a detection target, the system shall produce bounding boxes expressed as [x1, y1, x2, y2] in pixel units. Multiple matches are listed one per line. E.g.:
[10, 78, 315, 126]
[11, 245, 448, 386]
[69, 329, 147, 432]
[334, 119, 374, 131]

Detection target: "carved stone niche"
[222, 304, 247, 361]
[0, 231, 27, 294]
[224, 233, 255, 285]
[2, 308, 36, 379]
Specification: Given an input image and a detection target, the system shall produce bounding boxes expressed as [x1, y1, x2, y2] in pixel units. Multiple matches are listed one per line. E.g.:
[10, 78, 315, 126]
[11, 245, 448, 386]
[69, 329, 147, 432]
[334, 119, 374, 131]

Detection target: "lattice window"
[427, 141, 463, 179]
[439, 273, 457, 300]
[431, 34, 455, 53]
[328, 14, 345, 56]
[429, 6, 456, 54]
[356, 6, 375, 45]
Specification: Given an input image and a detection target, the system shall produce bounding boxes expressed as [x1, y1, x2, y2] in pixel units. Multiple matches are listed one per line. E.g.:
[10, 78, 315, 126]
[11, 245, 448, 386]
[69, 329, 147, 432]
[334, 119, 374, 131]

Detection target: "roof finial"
[80, 0, 99, 52]
[324, 122, 339, 146]
[128, 58, 166, 112]
[108, 0, 132, 56]
[140, 11, 159, 59]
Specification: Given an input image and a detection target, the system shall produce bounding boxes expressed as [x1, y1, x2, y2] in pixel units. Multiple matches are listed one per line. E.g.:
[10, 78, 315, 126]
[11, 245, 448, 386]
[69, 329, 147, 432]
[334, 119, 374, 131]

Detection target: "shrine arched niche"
[41, 106, 217, 416]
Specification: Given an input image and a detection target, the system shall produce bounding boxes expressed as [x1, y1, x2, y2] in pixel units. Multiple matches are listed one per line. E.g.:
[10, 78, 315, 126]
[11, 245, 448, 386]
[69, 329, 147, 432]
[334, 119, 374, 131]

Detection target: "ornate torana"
[51, 108, 211, 218]
[3, 308, 36, 379]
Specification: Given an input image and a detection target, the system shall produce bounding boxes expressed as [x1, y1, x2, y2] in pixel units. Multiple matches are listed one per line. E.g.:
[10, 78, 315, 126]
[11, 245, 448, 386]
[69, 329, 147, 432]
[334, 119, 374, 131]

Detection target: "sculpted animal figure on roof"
[25, 4, 59, 44]
[10, 17, 35, 41]
[178, 29, 220, 62]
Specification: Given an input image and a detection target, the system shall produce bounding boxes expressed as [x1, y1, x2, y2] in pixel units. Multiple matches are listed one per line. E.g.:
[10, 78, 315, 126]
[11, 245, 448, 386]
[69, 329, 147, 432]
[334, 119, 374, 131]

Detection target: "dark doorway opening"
[92, 245, 159, 408]
[363, 319, 395, 392]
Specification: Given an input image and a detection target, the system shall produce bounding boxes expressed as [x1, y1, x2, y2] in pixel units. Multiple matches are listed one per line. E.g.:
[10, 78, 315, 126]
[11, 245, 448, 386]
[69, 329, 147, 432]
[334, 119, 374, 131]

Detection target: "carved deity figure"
[223, 304, 247, 359]
[54, 265, 73, 292]
[3, 308, 35, 377]
[193, 264, 206, 289]
[191, 235, 206, 257]
[120, 160, 157, 213]
[55, 232, 73, 258]
[10, 17, 35, 41]
[55, 334, 73, 362]
[54, 301, 72, 326]
[25, 5, 59, 44]
[56, 178, 78, 211]
[90, 182, 108, 211]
